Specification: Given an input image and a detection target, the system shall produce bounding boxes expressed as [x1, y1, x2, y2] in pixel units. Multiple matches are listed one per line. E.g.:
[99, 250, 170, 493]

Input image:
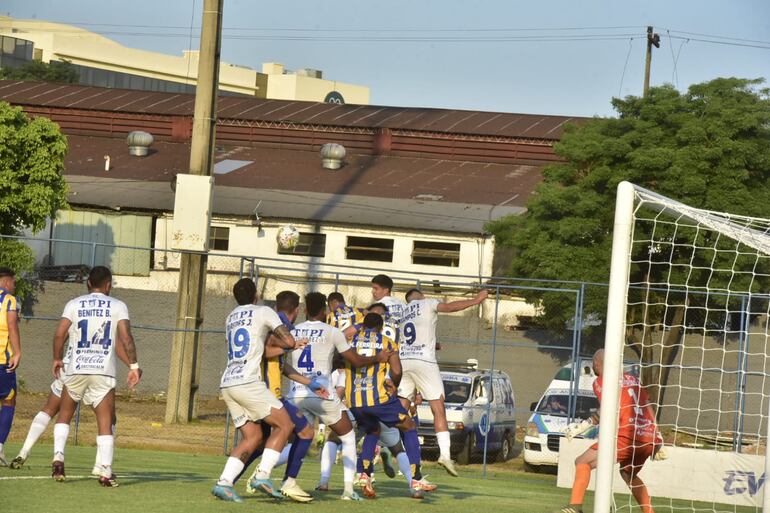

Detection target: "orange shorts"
[590, 440, 654, 473]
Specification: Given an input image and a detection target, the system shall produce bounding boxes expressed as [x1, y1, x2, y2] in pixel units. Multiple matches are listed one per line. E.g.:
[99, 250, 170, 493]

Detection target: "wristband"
[129, 363, 140, 370]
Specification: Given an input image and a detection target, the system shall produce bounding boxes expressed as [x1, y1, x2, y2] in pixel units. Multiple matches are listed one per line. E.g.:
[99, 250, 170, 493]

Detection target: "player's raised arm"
[271, 324, 300, 349]
[436, 289, 489, 313]
[116, 319, 141, 388]
[51, 317, 72, 379]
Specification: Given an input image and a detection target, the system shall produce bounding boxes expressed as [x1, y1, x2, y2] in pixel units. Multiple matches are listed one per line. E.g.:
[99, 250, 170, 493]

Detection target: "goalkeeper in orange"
[556, 349, 664, 513]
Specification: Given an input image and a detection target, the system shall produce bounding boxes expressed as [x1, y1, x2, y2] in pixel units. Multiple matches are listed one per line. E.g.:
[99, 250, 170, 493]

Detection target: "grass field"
[0, 443, 757, 513]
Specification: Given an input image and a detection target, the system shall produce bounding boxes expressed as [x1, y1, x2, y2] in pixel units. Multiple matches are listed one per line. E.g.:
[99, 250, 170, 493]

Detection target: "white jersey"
[220, 304, 283, 389]
[287, 321, 350, 400]
[399, 298, 440, 363]
[61, 293, 130, 378]
[379, 295, 407, 324]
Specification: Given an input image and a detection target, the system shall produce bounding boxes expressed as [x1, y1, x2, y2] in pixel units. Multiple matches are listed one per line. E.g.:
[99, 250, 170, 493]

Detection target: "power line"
[618, 38, 635, 98]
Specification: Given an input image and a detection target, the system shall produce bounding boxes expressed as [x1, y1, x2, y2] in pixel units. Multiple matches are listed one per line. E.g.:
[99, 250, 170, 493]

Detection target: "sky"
[3, 0, 769, 117]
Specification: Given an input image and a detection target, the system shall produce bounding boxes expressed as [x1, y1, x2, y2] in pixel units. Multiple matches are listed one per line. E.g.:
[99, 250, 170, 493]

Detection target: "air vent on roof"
[127, 131, 154, 157]
[320, 143, 346, 170]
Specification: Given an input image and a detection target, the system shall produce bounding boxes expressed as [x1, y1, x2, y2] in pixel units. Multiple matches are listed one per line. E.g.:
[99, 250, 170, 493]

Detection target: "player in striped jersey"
[347, 313, 426, 499]
[327, 292, 365, 332]
[0, 268, 21, 466]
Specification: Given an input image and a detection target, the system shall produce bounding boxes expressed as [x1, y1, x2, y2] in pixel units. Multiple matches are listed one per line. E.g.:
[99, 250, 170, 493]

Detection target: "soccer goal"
[594, 181, 770, 513]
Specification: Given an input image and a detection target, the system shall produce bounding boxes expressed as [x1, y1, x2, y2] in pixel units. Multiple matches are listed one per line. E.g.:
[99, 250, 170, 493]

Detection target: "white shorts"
[62, 374, 116, 407]
[51, 378, 64, 398]
[397, 360, 444, 401]
[222, 381, 283, 428]
[291, 396, 345, 426]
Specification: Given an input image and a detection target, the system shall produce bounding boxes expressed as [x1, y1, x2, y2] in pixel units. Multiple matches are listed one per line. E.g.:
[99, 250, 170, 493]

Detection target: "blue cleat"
[248, 477, 283, 499]
[212, 484, 244, 503]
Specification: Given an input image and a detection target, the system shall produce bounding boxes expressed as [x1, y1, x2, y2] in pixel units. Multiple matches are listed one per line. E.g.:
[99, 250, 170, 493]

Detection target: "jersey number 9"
[403, 322, 416, 345]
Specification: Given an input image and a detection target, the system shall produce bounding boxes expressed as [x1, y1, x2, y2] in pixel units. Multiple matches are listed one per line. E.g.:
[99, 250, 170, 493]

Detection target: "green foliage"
[0, 59, 79, 83]
[0, 101, 68, 305]
[488, 78, 770, 349]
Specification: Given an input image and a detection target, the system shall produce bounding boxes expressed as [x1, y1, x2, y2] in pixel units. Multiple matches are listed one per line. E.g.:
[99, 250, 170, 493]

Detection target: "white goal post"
[594, 181, 770, 513]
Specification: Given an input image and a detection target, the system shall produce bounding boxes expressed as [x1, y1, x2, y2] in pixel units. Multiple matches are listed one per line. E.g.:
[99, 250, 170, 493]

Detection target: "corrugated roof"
[0, 80, 580, 140]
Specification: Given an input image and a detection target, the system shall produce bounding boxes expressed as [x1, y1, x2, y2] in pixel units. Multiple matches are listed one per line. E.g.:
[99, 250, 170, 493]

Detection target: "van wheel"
[456, 432, 474, 465]
[496, 431, 513, 462]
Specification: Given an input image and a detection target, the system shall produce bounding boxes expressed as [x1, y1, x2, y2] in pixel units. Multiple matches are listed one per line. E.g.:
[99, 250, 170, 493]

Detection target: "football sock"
[276, 443, 291, 467]
[361, 433, 378, 476]
[233, 446, 263, 484]
[320, 441, 338, 484]
[437, 431, 451, 460]
[395, 452, 413, 485]
[570, 462, 591, 505]
[340, 430, 357, 492]
[96, 435, 114, 476]
[53, 423, 70, 462]
[218, 457, 245, 487]
[19, 411, 51, 458]
[401, 429, 422, 479]
[284, 436, 311, 480]
[0, 405, 15, 443]
[256, 448, 281, 479]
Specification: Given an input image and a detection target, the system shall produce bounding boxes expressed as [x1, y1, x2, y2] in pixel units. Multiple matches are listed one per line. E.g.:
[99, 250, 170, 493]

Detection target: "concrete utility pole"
[165, 0, 224, 424]
[643, 26, 661, 97]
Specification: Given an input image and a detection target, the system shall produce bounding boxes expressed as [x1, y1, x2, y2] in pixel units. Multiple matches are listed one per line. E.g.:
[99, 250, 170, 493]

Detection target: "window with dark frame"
[208, 226, 230, 251]
[345, 236, 394, 262]
[412, 240, 461, 267]
[277, 232, 326, 257]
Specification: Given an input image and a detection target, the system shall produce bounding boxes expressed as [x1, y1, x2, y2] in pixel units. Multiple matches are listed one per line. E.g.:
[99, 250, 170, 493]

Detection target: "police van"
[415, 359, 516, 464]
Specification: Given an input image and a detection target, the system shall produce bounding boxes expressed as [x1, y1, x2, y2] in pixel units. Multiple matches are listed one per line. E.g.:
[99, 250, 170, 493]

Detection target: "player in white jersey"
[399, 288, 489, 477]
[213, 278, 311, 503]
[50, 266, 141, 487]
[371, 274, 407, 323]
[286, 292, 390, 501]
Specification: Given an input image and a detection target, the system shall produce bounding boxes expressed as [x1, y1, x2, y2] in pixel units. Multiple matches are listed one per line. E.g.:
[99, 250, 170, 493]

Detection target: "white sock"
[340, 431, 357, 493]
[276, 444, 291, 468]
[20, 412, 51, 459]
[217, 456, 245, 487]
[96, 435, 114, 477]
[256, 448, 281, 479]
[53, 423, 70, 462]
[437, 431, 451, 460]
[94, 425, 116, 470]
[320, 441, 338, 483]
[395, 451, 413, 486]
[0, 442, 4, 454]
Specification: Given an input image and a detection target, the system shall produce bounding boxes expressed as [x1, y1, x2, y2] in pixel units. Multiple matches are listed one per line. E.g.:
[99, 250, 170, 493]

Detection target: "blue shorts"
[282, 398, 308, 433]
[0, 366, 17, 401]
[351, 396, 408, 433]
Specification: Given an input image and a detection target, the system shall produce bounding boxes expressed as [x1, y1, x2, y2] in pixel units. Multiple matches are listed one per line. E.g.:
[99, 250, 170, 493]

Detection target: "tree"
[488, 78, 770, 409]
[0, 60, 79, 84]
[0, 101, 69, 305]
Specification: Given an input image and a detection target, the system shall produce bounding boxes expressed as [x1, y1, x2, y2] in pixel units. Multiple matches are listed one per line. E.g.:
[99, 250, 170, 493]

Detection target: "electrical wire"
[618, 38, 635, 98]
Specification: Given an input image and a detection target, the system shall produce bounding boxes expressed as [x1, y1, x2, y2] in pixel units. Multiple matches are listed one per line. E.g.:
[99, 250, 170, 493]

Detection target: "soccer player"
[400, 288, 489, 476]
[50, 266, 141, 487]
[371, 274, 407, 323]
[213, 280, 304, 502]
[327, 292, 365, 332]
[0, 268, 21, 466]
[347, 312, 426, 499]
[557, 349, 661, 513]
[10, 338, 135, 472]
[286, 292, 390, 500]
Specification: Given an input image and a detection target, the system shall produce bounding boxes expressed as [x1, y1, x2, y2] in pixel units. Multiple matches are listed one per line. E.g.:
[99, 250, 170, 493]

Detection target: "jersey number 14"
[77, 319, 112, 349]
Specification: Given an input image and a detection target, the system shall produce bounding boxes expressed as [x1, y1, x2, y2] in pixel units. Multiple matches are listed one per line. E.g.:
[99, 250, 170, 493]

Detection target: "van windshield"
[537, 394, 599, 419]
[444, 380, 472, 404]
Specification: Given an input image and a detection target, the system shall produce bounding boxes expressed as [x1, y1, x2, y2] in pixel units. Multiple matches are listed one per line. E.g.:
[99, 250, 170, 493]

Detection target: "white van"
[523, 359, 599, 469]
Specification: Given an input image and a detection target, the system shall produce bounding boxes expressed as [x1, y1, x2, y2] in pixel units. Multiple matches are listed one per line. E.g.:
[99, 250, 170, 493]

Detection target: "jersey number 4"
[298, 346, 314, 372]
[77, 319, 112, 349]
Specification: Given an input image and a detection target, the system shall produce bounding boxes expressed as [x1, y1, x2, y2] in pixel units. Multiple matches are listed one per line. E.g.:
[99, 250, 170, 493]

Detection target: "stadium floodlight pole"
[593, 181, 636, 513]
[165, 0, 224, 424]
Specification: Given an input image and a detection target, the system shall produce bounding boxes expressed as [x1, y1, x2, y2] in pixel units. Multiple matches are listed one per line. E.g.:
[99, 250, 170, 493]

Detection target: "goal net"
[593, 182, 770, 513]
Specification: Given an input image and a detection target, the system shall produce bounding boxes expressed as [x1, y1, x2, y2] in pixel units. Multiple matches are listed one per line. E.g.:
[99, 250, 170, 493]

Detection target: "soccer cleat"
[9, 455, 25, 469]
[99, 474, 120, 488]
[409, 481, 425, 500]
[341, 490, 363, 501]
[381, 451, 396, 478]
[248, 477, 284, 499]
[315, 483, 330, 492]
[412, 477, 438, 492]
[211, 484, 243, 503]
[0, 450, 7, 466]
[281, 481, 313, 503]
[357, 473, 376, 498]
[555, 506, 583, 513]
[52, 461, 66, 482]
[437, 455, 459, 477]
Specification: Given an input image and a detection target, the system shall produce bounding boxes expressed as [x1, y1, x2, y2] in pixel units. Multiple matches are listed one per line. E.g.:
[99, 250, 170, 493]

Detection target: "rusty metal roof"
[0, 80, 580, 140]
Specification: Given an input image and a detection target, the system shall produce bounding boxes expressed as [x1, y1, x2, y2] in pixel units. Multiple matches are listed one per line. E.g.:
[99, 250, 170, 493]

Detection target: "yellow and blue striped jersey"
[263, 355, 283, 399]
[0, 289, 19, 366]
[346, 328, 398, 408]
[327, 305, 365, 331]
